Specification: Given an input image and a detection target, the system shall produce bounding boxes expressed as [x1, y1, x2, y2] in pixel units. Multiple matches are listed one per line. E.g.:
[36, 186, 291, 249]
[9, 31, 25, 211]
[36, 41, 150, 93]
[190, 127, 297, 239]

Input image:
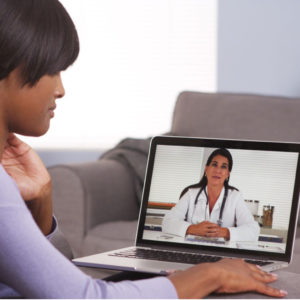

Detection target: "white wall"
[23, 0, 217, 149]
[217, 0, 300, 97]
[23, 0, 300, 152]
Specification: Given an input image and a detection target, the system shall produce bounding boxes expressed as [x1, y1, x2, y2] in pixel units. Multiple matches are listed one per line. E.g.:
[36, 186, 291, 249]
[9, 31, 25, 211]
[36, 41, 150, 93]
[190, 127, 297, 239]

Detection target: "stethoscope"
[192, 186, 228, 227]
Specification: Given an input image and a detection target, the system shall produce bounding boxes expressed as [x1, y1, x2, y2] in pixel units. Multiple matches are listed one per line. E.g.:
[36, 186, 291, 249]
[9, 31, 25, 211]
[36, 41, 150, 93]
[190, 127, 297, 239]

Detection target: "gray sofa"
[49, 91, 300, 273]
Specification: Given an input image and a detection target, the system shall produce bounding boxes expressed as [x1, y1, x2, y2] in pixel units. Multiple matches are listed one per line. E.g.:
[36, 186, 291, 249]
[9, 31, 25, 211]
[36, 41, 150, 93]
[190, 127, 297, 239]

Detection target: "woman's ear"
[204, 167, 208, 177]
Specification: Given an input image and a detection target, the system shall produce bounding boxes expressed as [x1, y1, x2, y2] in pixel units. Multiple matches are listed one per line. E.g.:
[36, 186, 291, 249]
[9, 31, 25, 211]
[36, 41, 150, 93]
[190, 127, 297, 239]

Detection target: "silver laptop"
[73, 136, 300, 274]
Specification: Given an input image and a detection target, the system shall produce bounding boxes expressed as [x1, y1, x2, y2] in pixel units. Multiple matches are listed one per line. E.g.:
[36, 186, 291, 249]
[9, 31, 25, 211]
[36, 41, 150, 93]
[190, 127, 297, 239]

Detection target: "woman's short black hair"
[0, 0, 79, 86]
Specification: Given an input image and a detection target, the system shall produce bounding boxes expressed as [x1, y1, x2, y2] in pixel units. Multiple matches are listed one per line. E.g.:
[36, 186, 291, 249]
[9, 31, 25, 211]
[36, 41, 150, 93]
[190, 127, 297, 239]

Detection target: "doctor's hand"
[187, 221, 230, 240]
[168, 258, 287, 299]
[1, 133, 53, 235]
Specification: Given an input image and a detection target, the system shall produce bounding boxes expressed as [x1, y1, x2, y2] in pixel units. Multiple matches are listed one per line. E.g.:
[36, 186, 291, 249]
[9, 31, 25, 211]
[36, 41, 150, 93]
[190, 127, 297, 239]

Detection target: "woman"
[0, 0, 285, 298]
[162, 148, 260, 242]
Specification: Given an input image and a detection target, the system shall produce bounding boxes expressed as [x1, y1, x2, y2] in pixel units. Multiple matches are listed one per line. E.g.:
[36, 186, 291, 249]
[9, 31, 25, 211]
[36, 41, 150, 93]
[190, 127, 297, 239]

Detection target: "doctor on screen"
[162, 148, 259, 242]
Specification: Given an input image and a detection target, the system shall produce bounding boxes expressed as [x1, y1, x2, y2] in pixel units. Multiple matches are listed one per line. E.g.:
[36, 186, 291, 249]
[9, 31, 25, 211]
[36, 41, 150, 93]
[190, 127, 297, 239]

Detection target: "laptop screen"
[136, 136, 300, 261]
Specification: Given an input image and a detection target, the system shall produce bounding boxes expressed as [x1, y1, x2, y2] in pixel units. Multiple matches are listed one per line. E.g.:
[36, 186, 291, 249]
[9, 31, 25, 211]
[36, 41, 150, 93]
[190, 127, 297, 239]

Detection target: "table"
[78, 266, 300, 299]
[143, 230, 286, 253]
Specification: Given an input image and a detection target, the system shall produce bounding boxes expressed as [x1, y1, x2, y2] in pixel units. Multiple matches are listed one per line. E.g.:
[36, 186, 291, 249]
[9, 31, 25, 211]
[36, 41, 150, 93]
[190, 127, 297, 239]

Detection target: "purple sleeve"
[0, 165, 178, 299]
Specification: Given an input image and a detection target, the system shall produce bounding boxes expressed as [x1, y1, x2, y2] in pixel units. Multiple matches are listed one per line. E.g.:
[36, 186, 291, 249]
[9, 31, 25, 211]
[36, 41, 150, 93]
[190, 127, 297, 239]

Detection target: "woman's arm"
[228, 192, 260, 242]
[162, 192, 192, 237]
[0, 164, 177, 298]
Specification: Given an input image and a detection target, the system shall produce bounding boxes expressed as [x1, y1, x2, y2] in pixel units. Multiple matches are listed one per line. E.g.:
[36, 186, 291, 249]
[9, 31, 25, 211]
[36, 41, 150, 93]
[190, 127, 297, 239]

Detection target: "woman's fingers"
[246, 263, 286, 297]
[252, 269, 279, 283]
[247, 263, 278, 283]
[254, 281, 287, 297]
[205, 222, 220, 236]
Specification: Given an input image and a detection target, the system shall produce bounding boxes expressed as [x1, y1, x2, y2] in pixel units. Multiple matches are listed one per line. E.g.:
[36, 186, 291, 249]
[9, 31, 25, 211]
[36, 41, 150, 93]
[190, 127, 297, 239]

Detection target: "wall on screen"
[229, 150, 298, 230]
[148, 145, 204, 204]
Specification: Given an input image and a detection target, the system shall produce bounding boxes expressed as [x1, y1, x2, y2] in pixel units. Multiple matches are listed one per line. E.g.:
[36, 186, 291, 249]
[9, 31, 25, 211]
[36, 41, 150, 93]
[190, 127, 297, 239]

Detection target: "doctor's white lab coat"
[162, 187, 260, 242]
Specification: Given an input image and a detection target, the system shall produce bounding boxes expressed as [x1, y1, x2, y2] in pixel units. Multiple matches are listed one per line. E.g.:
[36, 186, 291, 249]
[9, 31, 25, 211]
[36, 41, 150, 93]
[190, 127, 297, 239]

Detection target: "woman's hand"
[1, 133, 53, 235]
[215, 259, 284, 295]
[187, 221, 230, 240]
[187, 221, 218, 236]
[168, 258, 287, 299]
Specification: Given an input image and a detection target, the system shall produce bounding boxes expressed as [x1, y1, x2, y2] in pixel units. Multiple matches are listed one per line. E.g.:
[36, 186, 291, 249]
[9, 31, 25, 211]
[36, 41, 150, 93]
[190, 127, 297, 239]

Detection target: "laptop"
[73, 136, 300, 274]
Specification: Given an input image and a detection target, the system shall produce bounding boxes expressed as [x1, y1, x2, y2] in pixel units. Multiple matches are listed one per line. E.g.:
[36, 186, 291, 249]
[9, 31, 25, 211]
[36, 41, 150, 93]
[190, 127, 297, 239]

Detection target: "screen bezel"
[136, 136, 300, 262]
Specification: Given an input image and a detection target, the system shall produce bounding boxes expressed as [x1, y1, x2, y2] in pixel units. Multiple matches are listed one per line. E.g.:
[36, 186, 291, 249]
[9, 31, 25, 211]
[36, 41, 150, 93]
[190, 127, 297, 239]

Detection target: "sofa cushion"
[171, 91, 300, 142]
[80, 220, 138, 257]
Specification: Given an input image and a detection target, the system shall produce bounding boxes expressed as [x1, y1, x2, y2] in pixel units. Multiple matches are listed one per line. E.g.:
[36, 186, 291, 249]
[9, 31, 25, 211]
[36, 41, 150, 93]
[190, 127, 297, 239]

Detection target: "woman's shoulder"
[0, 164, 24, 206]
[187, 186, 202, 194]
[181, 186, 201, 199]
[228, 187, 243, 198]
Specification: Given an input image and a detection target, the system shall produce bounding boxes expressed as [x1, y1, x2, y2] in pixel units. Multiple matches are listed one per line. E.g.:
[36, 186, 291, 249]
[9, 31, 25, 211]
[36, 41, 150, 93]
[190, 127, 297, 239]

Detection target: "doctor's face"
[205, 155, 230, 188]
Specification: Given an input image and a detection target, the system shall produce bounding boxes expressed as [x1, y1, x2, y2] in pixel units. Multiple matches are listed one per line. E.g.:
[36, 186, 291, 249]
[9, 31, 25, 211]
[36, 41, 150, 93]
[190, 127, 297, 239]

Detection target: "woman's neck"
[206, 184, 224, 213]
[206, 184, 223, 201]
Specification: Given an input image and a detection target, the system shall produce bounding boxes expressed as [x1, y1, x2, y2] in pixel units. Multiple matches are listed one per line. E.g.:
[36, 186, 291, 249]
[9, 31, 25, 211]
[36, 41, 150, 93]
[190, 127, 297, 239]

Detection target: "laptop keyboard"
[108, 248, 271, 266]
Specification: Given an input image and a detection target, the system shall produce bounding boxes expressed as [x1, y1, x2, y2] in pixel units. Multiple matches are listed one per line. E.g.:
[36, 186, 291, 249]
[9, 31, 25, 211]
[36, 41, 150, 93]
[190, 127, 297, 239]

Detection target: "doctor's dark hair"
[0, 0, 79, 86]
[179, 148, 238, 199]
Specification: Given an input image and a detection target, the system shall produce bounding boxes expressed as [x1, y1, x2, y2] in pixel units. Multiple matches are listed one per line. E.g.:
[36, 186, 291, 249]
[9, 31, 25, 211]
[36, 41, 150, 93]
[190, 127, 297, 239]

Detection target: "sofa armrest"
[48, 159, 139, 256]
